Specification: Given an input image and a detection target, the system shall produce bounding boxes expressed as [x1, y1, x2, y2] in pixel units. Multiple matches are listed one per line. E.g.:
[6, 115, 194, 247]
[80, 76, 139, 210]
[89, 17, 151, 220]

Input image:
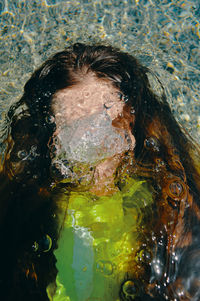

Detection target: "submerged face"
[52, 74, 131, 125]
[50, 74, 135, 184]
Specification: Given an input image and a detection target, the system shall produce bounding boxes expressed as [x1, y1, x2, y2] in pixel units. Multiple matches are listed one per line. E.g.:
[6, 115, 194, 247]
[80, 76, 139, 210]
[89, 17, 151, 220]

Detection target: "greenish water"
[50, 177, 153, 300]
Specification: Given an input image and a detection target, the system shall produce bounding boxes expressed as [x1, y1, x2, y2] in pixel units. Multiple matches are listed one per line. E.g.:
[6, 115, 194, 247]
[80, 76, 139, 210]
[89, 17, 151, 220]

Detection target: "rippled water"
[0, 0, 199, 142]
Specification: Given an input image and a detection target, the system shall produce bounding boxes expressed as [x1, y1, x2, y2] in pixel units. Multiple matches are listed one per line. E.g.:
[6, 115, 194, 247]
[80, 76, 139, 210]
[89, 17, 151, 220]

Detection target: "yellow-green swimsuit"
[48, 177, 153, 301]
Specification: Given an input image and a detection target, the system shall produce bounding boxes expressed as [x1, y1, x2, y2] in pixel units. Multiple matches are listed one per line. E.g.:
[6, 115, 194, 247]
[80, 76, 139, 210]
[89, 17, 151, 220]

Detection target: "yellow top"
[47, 177, 153, 301]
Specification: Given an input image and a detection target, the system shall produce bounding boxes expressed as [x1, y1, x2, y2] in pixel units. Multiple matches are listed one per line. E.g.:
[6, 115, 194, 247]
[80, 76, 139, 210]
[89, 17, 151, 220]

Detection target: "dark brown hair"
[1, 43, 200, 301]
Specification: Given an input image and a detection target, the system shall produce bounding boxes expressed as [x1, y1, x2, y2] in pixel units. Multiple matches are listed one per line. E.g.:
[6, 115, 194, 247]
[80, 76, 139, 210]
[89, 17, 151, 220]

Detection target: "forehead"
[51, 74, 121, 124]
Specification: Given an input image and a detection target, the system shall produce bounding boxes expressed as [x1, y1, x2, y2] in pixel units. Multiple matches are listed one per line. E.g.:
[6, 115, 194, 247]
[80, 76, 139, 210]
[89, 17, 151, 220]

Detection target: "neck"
[89, 154, 124, 196]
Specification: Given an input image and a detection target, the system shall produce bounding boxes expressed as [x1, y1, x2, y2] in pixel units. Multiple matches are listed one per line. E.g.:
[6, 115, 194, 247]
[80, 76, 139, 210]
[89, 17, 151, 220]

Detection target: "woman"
[1, 43, 200, 301]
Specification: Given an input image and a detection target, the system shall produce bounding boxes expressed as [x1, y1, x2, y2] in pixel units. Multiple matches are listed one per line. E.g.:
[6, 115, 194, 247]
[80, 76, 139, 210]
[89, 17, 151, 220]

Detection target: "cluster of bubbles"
[96, 260, 114, 276]
[54, 111, 131, 164]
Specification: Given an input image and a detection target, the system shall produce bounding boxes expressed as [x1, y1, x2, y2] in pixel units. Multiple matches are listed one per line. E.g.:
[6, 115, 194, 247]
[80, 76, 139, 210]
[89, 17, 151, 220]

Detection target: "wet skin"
[51, 73, 136, 195]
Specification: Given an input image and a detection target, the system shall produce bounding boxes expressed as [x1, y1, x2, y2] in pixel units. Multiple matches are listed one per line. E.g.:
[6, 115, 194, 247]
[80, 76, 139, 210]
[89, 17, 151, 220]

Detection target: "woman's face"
[50, 74, 135, 184]
[52, 73, 135, 144]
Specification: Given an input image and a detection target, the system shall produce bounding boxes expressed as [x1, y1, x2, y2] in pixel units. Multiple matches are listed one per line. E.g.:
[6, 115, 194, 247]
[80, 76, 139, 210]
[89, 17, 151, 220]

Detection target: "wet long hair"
[1, 43, 200, 301]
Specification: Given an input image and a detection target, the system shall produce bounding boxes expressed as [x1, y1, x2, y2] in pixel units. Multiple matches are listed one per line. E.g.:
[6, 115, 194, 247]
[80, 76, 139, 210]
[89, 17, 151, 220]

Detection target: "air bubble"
[117, 91, 129, 103]
[45, 115, 55, 124]
[17, 150, 28, 159]
[96, 260, 113, 276]
[169, 181, 183, 198]
[122, 280, 137, 297]
[41, 234, 52, 252]
[32, 234, 52, 253]
[54, 111, 132, 164]
[123, 95, 129, 103]
[130, 107, 135, 114]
